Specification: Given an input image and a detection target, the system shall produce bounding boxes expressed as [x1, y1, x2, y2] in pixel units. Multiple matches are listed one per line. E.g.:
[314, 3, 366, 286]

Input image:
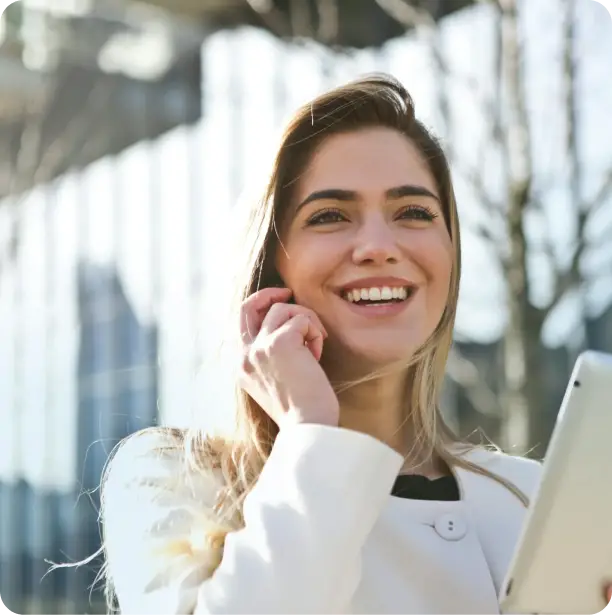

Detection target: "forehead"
[295, 127, 439, 199]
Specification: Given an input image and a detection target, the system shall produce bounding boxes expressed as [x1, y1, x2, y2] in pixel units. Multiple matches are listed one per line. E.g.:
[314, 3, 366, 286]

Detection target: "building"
[0, 260, 159, 614]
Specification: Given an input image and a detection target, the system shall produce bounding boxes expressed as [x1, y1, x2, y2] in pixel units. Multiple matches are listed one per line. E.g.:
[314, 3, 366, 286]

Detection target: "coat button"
[434, 513, 467, 541]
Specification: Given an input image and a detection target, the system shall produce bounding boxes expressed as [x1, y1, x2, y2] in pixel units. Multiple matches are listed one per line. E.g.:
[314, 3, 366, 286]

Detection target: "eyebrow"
[295, 184, 441, 213]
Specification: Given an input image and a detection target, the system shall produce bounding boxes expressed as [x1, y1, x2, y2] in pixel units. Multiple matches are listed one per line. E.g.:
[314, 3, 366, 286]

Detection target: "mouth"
[340, 284, 416, 307]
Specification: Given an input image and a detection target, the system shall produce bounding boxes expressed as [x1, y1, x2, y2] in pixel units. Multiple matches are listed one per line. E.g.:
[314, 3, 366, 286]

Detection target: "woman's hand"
[605, 583, 612, 604]
[239, 287, 340, 429]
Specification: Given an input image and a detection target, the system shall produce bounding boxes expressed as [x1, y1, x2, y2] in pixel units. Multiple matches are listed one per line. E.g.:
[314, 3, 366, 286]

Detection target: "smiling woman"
[93, 74, 612, 615]
[276, 127, 453, 377]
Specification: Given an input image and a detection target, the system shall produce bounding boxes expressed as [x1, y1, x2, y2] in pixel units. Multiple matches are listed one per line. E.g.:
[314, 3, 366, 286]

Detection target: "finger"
[305, 328, 324, 362]
[274, 313, 325, 361]
[259, 303, 327, 341]
[606, 585, 612, 603]
[240, 287, 292, 343]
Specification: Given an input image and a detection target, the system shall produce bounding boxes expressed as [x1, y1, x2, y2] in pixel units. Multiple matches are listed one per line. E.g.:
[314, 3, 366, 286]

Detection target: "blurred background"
[0, 0, 610, 612]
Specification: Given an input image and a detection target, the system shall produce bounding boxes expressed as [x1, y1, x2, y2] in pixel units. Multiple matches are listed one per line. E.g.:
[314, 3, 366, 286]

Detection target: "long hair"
[91, 74, 528, 612]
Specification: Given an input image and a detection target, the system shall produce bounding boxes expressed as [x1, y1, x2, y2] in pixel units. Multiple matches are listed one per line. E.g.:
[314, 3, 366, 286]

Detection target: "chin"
[324, 333, 423, 373]
[355, 345, 417, 368]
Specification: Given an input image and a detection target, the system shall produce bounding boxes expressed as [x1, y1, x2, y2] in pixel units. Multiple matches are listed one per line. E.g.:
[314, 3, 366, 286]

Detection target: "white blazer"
[103, 424, 542, 614]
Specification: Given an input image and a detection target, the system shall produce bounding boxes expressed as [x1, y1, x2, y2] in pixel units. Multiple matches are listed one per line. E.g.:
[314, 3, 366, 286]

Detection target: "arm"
[103, 424, 403, 615]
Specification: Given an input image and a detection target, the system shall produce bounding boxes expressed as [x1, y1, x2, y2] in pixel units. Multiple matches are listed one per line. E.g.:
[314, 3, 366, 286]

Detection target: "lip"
[336, 276, 416, 292]
[335, 288, 418, 319]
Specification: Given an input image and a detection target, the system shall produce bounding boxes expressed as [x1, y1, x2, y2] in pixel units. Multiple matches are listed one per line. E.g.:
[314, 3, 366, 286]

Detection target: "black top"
[391, 474, 460, 501]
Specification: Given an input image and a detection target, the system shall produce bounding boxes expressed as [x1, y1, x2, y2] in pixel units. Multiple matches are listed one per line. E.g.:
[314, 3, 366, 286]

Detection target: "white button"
[434, 514, 467, 541]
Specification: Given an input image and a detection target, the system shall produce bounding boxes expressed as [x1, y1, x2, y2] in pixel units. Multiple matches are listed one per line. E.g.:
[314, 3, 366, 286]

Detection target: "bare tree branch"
[564, 0, 580, 210]
[375, 0, 496, 118]
[492, 0, 536, 450]
[496, 0, 531, 311]
[545, 0, 612, 311]
[499, 0, 532, 192]
[457, 162, 508, 217]
[462, 218, 503, 246]
[548, 232, 586, 311]
[548, 0, 584, 312]
[535, 228, 561, 280]
[592, 215, 612, 250]
[584, 166, 612, 215]
[548, 196, 609, 312]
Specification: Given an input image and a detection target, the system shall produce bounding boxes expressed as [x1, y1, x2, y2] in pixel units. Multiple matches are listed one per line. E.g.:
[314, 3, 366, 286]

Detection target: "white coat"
[103, 424, 542, 614]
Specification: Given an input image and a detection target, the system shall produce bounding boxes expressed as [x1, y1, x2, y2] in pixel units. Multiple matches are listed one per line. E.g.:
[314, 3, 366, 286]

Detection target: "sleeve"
[102, 424, 404, 615]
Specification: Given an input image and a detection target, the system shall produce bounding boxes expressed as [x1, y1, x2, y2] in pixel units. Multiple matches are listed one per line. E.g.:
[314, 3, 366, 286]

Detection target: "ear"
[271, 270, 286, 288]
[270, 270, 295, 303]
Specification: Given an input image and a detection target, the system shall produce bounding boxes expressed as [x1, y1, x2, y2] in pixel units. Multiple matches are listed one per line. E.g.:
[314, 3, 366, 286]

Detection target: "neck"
[330, 376, 443, 479]
[322, 353, 447, 479]
[335, 372, 408, 454]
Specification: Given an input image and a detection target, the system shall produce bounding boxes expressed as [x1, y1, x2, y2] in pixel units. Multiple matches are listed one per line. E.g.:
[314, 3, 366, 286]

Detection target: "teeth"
[343, 286, 412, 303]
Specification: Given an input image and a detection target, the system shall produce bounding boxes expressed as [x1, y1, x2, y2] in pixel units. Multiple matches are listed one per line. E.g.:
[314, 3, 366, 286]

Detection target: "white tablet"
[499, 350, 612, 615]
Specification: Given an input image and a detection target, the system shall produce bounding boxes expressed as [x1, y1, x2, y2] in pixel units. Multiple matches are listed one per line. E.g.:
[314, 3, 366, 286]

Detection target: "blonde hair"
[62, 74, 529, 613]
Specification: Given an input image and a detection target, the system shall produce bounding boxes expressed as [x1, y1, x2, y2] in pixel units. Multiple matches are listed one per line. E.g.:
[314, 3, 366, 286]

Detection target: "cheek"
[277, 236, 342, 293]
[436, 245, 454, 290]
[276, 245, 327, 299]
[409, 232, 454, 287]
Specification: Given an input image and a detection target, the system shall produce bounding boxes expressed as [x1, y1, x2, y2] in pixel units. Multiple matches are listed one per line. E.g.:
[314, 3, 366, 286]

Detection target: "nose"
[352, 215, 401, 266]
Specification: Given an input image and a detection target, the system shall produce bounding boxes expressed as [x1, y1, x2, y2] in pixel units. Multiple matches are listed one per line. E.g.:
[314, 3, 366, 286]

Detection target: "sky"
[0, 0, 611, 489]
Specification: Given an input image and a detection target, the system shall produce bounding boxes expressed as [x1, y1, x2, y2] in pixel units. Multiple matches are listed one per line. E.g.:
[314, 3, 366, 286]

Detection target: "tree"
[376, 0, 612, 455]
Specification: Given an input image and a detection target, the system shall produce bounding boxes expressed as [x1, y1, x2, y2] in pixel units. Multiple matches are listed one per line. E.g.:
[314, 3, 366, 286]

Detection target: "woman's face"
[275, 127, 453, 366]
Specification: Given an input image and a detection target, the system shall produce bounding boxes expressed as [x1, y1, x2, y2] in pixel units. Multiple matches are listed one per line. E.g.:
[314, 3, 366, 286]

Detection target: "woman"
[100, 75, 612, 614]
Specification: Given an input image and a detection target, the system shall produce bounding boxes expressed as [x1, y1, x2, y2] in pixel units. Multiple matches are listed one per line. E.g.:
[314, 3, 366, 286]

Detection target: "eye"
[305, 207, 348, 226]
[396, 205, 439, 222]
